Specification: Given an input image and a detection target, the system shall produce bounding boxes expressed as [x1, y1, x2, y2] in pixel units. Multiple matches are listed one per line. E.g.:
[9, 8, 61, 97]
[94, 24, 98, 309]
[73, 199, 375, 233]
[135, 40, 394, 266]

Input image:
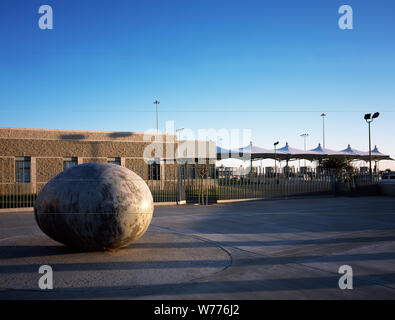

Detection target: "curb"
[0, 208, 34, 213]
[0, 201, 186, 213]
[216, 198, 266, 204]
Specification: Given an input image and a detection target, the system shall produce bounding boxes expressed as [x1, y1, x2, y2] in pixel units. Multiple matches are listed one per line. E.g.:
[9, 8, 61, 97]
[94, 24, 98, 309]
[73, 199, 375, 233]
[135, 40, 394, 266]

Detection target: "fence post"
[330, 169, 336, 195]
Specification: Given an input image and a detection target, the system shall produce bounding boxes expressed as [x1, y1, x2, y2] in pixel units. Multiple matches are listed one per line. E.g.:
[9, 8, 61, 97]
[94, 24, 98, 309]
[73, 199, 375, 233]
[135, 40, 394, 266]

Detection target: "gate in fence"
[0, 158, 379, 209]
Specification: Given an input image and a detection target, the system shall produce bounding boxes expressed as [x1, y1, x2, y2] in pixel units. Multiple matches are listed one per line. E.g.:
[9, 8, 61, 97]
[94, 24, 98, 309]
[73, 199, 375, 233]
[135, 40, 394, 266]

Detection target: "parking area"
[1, 195, 395, 299]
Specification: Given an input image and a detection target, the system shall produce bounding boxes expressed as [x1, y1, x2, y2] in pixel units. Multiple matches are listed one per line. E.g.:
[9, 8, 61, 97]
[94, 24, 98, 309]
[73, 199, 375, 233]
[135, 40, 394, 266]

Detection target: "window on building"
[63, 157, 78, 171]
[15, 157, 31, 183]
[179, 164, 187, 180]
[188, 164, 196, 179]
[108, 157, 121, 165]
[148, 161, 160, 180]
[208, 164, 216, 178]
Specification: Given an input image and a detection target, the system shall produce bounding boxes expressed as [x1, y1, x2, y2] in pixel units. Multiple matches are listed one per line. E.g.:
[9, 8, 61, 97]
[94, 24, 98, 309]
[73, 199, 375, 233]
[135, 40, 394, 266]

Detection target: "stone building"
[0, 127, 216, 196]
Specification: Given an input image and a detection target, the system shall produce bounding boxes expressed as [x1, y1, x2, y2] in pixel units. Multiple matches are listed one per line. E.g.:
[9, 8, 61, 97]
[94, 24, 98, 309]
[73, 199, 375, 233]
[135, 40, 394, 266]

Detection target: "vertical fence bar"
[1, 160, 3, 209]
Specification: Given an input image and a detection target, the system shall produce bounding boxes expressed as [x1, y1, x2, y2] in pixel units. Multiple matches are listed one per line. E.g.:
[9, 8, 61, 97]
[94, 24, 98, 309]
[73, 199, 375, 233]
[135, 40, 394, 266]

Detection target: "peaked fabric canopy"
[360, 145, 393, 161]
[277, 142, 317, 160]
[217, 143, 392, 161]
[234, 145, 289, 158]
[217, 144, 288, 160]
[308, 143, 344, 156]
[338, 144, 368, 157]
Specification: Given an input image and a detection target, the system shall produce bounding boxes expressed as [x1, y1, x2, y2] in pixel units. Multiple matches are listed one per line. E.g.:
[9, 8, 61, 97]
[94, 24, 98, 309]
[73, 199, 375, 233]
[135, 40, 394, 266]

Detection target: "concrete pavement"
[1, 195, 395, 299]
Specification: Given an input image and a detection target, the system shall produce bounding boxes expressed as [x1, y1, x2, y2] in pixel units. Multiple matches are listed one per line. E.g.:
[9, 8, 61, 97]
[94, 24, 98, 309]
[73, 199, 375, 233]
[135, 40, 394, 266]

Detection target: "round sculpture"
[34, 162, 154, 251]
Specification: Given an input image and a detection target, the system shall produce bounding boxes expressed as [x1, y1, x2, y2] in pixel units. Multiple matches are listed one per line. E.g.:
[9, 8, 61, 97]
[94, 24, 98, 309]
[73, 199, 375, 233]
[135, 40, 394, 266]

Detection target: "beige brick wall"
[0, 138, 169, 158]
[34, 157, 63, 194]
[36, 158, 63, 183]
[0, 128, 214, 198]
[82, 157, 107, 164]
[125, 158, 147, 179]
[0, 157, 14, 183]
[0, 127, 175, 143]
[31, 157, 36, 193]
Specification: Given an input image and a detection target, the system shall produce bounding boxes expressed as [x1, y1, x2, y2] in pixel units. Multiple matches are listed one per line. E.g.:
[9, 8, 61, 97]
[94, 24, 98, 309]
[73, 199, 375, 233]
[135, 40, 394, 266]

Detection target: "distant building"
[0, 127, 215, 195]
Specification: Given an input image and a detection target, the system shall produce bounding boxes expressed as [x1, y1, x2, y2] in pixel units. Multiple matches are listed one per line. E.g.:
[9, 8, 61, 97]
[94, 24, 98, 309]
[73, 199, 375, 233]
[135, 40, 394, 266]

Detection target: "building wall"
[0, 157, 15, 195]
[0, 157, 14, 183]
[0, 138, 172, 159]
[0, 127, 179, 195]
[35, 157, 63, 193]
[82, 157, 108, 164]
[0, 127, 216, 197]
[0, 127, 171, 142]
[125, 158, 147, 179]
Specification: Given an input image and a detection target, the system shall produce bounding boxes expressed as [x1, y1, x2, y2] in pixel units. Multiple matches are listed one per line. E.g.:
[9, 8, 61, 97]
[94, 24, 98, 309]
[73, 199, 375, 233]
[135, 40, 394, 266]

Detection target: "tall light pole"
[274, 141, 279, 176]
[364, 112, 380, 182]
[321, 113, 326, 148]
[154, 100, 160, 133]
[300, 133, 309, 167]
[176, 128, 184, 141]
[250, 141, 253, 173]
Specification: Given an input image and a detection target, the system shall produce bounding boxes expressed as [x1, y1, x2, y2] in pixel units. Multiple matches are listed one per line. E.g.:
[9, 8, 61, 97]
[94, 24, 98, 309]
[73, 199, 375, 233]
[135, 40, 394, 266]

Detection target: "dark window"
[108, 157, 121, 165]
[63, 157, 78, 170]
[209, 164, 216, 178]
[15, 157, 31, 183]
[179, 164, 187, 180]
[188, 164, 196, 179]
[148, 161, 160, 180]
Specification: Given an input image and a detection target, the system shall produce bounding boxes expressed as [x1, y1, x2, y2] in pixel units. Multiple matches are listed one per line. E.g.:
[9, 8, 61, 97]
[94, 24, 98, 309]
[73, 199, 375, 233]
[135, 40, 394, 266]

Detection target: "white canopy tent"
[360, 145, 392, 161]
[217, 143, 392, 162]
[276, 142, 317, 161]
[216, 145, 288, 160]
[338, 144, 368, 158]
[308, 143, 344, 157]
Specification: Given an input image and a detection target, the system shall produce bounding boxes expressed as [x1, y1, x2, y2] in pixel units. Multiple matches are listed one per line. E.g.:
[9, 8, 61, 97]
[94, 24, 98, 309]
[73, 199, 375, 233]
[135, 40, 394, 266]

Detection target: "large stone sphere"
[34, 163, 154, 251]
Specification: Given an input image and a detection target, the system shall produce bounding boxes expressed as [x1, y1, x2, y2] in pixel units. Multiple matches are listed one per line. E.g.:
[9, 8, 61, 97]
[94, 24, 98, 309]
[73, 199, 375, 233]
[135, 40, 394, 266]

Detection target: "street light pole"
[250, 141, 253, 173]
[154, 100, 160, 133]
[176, 128, 184, 141]
[368, 121, 372, 177]
[364, 112, 380, 183]
[300, 133, 309, 168]
[274, 141, 279, 177]
[321, 113, 326, 148]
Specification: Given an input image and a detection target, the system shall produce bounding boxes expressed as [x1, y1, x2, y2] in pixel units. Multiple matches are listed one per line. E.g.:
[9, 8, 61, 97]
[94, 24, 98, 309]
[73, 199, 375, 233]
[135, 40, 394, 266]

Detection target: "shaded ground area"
[1, 196, 395, 299]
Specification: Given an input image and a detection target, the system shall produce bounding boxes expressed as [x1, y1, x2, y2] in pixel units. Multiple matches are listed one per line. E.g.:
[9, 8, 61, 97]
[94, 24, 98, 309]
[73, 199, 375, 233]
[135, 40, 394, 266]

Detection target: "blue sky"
[1, 0, 394, 168]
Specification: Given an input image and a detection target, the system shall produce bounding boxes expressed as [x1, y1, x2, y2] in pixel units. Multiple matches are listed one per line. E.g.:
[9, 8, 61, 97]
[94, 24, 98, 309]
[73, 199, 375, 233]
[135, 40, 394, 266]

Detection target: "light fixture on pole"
[250, 141, 253, 173]
[321, 113, 326, 148]
[176, 128, 184, 141]
[364, 112, 380, 182]
[274, 141, 279, 176]
[153, 100, 160, 133]
[300, 133, 309, 167]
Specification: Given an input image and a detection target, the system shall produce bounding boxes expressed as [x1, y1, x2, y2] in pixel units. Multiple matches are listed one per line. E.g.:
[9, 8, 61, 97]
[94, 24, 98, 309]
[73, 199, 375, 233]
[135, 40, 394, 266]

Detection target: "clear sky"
[1, 0, 394, 168]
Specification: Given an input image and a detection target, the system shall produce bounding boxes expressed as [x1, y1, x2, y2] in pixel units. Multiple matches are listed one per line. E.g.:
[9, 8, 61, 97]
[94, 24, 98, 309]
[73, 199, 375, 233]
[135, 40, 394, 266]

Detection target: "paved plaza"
[1, 196, 395, 299]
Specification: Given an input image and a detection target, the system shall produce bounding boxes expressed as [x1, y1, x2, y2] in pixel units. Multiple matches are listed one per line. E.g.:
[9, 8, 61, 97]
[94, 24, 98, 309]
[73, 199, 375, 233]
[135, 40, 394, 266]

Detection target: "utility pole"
[176, 128, 184, 141]
[321, 113, 326, 148]
[250, 141, 253, 174]
[274, 141, 279, 177]
[364, 112, 380, 183]
[300, 133, 309, 167]
[154, 100, 160, 133]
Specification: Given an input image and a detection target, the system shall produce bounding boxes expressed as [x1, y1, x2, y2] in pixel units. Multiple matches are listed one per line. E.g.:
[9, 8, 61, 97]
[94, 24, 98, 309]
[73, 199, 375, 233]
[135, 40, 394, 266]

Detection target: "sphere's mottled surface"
[34, 163, 154, 251]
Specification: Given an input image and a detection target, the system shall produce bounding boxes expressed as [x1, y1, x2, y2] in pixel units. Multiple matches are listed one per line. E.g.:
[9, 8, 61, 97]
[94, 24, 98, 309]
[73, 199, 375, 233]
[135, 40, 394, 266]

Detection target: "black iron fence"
[0, 160, 380, 209]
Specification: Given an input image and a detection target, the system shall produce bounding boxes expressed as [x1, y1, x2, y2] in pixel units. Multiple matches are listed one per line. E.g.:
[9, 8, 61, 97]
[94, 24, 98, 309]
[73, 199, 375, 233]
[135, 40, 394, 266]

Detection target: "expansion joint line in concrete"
[150, 224, 234, 282]
[150, 224, 395, 292]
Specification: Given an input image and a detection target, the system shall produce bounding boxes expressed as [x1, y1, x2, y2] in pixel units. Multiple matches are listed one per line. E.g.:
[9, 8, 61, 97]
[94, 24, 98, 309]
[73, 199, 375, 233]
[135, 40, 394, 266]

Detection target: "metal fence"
[183, 166, 335, 204]
[0, 159, 380, 209]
